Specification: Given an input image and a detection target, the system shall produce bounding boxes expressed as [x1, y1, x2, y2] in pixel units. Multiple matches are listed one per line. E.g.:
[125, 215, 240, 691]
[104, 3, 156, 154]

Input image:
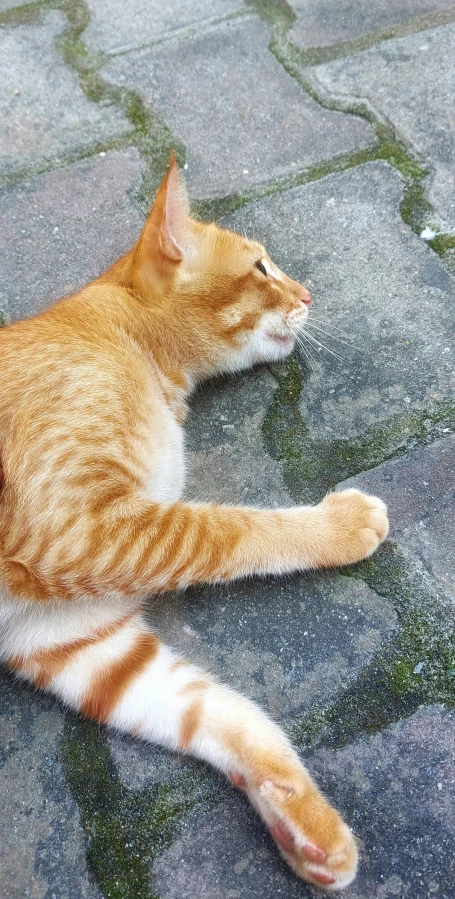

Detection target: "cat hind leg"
[8, 608, 357, 890]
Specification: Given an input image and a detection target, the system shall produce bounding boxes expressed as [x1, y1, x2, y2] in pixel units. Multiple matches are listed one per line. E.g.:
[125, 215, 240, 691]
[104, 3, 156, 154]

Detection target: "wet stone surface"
[0, 148, 143, 321]
[101, 17, 375, 199]
[342, 434, 455, 602]
[0, 12, 131, 176]
[308, 23, 455, 228]
[83, 0, 243, 54]
[185, 367, 292, 507]
[290, 0, 455, 50]
[153, 707, 455, 899]
[145, 573, 397, 721]
[225, 162, 455, 444]
[0, 673, 100, 899]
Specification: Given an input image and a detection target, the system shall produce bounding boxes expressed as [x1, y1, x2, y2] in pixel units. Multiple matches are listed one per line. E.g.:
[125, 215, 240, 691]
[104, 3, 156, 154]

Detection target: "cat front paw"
[317, 488, 389, 567]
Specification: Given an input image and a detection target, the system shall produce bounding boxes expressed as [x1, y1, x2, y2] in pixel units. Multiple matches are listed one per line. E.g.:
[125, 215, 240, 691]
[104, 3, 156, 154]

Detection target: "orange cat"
[0, 156, 388, 890]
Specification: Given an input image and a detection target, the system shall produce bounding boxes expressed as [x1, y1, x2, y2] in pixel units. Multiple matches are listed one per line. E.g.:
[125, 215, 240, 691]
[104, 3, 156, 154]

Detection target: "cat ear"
[159, 151, 191, 261]
[137, 152, 192, 268]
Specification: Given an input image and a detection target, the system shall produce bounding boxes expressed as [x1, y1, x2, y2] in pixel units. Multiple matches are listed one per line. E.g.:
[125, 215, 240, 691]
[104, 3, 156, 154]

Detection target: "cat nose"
[298, 286, 312, 307]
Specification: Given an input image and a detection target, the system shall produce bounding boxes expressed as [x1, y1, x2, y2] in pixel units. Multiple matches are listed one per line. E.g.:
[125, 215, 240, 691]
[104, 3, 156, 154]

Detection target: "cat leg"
[9, 609, 357, 890]
[25, 487, 388, 597]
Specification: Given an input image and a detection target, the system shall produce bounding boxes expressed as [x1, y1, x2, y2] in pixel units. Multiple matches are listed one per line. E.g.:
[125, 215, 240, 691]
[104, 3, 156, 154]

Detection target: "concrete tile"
[0, 12, 131, 175]
[0, 0, 34, 8]
[341, 434, 455, 602]
[0, 672, 100, 899]
[144, 571, 396, 721]
[308, 24, 455, 227]
[0, 148, 144, 322]
[83, 0, 243, 54]
[152, 706, 455, 898]
[290, 0, 455, 49]
[224, 162, 455, 443]
[102, 17, 376, 199]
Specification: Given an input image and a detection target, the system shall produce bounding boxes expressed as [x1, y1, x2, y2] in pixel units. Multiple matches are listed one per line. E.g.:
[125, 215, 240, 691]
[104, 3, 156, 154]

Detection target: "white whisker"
[301, 328, 345, 363]
[306, 322, 365, 353]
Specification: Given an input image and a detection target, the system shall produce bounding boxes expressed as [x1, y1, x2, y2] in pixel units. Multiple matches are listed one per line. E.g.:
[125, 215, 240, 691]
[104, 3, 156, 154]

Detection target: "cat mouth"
[266, 332, 294, 347]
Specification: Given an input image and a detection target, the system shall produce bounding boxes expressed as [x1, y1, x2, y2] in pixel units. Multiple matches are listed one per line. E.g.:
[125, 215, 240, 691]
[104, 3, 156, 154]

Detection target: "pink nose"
[299, 286, 312, 307]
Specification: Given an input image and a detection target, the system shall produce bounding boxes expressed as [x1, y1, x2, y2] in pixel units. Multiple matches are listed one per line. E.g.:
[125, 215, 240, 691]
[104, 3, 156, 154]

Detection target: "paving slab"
[152, 705, 455, 898]
[308, 24, 455, 228]
[342, 434, 455, 602]
[0, 12, 132, 176]
[101, 17, 376, 199]
[0, 147, 143, 322]
[0, 673, 100, 899]
[225, 162, 455, 446]
[143, 571, 397, 723]
[83, 0, 243, 54]
[290, 0, 455, 49]
[0, 0, 35, 8]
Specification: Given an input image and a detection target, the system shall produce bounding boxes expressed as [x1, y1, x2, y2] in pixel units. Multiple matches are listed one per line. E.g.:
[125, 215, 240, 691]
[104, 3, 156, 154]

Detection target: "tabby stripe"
[179, 696, 204, 750]
[9, 612, 134, 689]
[81, 632, 160, 723]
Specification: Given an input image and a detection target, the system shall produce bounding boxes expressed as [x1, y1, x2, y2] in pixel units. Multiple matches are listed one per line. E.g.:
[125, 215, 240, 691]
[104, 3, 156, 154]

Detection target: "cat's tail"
[6, 601, 358, 891]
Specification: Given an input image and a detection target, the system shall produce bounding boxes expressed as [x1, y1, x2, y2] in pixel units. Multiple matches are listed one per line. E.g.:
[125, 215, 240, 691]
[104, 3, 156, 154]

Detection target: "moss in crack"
[194, 145, 384, 221]
[263, 353, 455, 503]
[246, 0, 447, 243]
[61, 714, 228, 899]
[0, 0, 46, 28]
[290, 543, 455, 750]
[2, 0, 186, 210]
[428, 233, 455, 272]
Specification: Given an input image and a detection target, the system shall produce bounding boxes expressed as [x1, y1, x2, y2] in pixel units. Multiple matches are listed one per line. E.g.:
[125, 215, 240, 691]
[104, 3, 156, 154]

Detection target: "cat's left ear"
[136, 152, 193, 269]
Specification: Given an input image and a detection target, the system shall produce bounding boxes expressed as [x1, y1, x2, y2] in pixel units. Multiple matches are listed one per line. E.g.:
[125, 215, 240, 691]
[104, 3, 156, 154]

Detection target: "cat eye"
[255, 261, 267, 277]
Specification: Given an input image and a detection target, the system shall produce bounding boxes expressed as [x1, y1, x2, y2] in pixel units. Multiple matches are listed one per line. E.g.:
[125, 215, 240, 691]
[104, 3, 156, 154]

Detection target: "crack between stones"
[287, 542, 455, 751]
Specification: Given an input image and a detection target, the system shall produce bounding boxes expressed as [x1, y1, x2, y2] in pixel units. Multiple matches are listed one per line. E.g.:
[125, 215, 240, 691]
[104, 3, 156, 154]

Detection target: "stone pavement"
[1, 0, 454, 897]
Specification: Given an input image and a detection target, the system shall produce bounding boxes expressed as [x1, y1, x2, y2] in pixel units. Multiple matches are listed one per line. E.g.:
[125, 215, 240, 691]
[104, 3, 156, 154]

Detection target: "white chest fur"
[142, 397, 186, 503]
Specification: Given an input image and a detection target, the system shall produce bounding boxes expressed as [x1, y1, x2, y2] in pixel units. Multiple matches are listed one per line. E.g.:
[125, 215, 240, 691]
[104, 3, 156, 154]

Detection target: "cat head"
[131, 154, 311, 377]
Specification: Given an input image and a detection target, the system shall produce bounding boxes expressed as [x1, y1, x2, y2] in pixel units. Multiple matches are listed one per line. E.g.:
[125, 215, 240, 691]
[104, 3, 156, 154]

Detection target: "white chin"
[265, 334, 295, 361]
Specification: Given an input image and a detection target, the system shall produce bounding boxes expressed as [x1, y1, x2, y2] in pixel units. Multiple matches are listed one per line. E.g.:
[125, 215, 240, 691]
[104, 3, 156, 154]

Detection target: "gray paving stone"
[225, 162, 455, 444]
[342, 434, 455, 602]
[83, 0, 243, 54]
[102, 17, 375, 199]
[308, 24, 455, 227]
[290, 0, 455, 50]
[0, 672, 100, 899]
[0, 12, 131, 176]
[144, 571, 397, 723]
[185, 368, 292, 507]
[153, 706, 455, 899]
[0, 148, 143, 322]
[0, 0, 33, 8]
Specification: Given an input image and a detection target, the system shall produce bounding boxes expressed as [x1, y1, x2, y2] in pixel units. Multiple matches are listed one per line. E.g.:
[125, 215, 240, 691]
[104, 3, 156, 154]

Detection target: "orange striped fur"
[0, 156, 389, 890]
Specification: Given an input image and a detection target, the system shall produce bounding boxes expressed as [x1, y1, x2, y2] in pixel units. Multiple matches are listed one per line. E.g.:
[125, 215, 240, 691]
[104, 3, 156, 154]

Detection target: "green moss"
[61, 715, 228, 899]
[0, 0, 46, 28]
[428, 233, 455, 257]
[290, 544, 455, 749]
[263, 352, 455, 503]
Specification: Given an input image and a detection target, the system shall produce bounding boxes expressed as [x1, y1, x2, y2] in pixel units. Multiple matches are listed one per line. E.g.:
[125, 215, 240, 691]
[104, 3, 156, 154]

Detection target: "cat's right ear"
[133, 153, 194, 287]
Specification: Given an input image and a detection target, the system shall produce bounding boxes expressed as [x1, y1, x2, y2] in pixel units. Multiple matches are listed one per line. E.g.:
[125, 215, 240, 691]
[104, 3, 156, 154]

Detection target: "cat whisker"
[288, 325, 323, 374]
[306, 322, 365, 353]
[308, 317, 359, 339]
[300, 328, 345, 363]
